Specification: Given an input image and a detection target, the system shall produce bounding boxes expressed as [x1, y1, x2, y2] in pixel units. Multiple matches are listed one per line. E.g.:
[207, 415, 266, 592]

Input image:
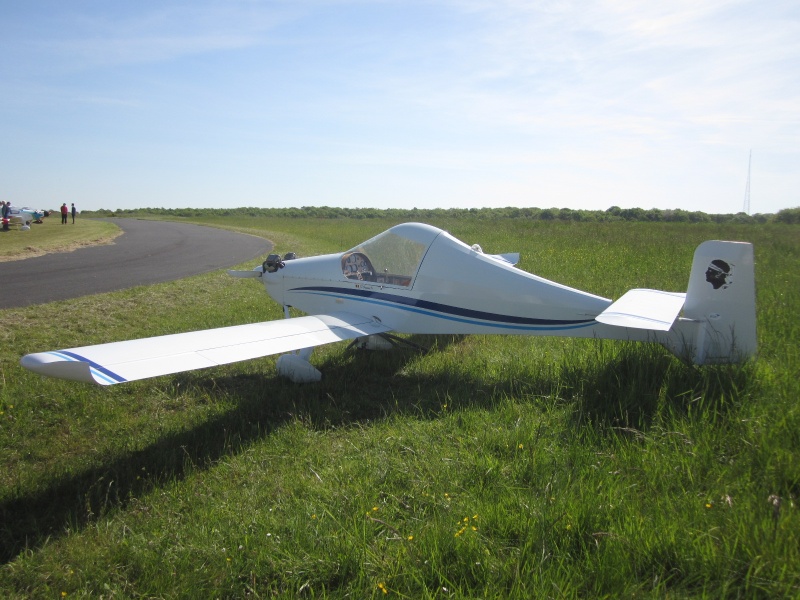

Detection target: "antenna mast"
[743, 150, 751, 215]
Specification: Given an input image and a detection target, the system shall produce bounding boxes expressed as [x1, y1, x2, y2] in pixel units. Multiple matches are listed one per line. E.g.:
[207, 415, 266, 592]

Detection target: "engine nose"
[262, 252, 298, 273]
[260, 268, 283, 304]
[262, 254, 283, 273]
[260, 252, 298, 306]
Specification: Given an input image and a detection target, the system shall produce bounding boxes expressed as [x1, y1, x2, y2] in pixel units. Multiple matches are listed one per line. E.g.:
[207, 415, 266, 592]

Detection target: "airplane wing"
[595, 289, 686, 331]
[20, 312, 392, 386]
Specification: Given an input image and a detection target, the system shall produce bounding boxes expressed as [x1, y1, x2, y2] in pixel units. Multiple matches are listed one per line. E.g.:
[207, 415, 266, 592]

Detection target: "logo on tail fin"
[705, 259, 733, 289]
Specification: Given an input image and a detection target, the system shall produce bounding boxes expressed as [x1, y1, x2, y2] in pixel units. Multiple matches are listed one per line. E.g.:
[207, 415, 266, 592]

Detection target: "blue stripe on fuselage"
[290, 286, 596, 331]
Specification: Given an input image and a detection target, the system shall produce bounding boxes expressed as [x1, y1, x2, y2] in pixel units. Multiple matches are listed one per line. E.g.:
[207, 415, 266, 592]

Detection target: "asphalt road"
[0, 219, 272, 308]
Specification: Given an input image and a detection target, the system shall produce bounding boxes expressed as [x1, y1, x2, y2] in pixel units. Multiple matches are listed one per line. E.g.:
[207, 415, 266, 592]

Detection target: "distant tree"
[775, 207, 800, 224]
[663, 209, 689, 222]
[82, 204, 789, 224]
[620, 207, 645, 221]
[688, 211, 710, 223]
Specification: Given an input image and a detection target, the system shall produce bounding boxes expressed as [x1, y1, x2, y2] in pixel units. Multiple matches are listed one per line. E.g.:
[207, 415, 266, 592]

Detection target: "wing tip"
[20, 352, 119, 385]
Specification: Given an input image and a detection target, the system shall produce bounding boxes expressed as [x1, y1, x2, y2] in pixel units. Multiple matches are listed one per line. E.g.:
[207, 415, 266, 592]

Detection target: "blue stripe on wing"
[49, 351, 128, 384]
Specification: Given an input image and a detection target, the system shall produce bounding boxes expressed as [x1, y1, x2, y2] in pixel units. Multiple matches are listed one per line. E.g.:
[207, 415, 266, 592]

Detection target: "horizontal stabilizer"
[488, 253, 520, 266]
[21, 312, 391, 385]
[596, 289, 686, 331]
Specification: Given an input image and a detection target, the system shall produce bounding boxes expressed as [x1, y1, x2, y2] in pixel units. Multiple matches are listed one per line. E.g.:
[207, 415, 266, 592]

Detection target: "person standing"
[71, 203, 77, 224]
[60, 203, 68, 224]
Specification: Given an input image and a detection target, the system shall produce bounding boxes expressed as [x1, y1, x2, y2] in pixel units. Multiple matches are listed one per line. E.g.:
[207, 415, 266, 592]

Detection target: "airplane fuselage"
[262, 223, 633, 339]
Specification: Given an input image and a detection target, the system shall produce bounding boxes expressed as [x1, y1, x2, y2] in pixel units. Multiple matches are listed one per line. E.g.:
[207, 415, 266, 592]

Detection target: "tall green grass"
[0, 218, 797, 598]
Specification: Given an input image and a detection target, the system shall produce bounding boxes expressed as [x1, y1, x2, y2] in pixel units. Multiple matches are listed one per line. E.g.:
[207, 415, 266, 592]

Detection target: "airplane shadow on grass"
[0, 336, 753, 564]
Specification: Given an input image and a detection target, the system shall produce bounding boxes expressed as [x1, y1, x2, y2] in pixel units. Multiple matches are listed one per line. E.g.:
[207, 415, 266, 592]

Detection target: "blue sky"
[2, 0, 798, 214]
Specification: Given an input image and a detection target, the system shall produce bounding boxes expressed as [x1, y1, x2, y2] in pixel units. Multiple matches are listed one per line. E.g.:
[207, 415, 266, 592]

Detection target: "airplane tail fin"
[597, 240, 757, 365]
[674, 240, 757, 364]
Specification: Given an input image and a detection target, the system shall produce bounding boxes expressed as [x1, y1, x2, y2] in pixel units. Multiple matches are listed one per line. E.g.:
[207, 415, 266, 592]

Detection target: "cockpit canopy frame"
[340, 223, 441, 287]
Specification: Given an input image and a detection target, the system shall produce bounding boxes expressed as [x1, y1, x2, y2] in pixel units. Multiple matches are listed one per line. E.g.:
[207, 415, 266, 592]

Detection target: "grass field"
[0, 219, 121, 261]
[0, 216, 798, 598]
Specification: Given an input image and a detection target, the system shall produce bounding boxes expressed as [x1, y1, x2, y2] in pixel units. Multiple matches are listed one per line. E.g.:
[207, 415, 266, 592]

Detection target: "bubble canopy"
[342, 223, 443, 286]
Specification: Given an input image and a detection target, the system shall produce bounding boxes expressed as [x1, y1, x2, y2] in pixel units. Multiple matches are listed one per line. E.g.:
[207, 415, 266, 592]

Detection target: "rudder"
[681, 240, 757, 364]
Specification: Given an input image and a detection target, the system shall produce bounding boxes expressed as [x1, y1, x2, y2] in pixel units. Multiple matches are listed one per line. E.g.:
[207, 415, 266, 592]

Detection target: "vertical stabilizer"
[681, 241, 756, 364]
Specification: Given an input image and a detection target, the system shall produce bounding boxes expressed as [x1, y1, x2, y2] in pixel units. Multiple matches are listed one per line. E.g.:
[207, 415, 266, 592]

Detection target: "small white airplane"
[10, 207, 47, 224]
[21, 222, 756, 385]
